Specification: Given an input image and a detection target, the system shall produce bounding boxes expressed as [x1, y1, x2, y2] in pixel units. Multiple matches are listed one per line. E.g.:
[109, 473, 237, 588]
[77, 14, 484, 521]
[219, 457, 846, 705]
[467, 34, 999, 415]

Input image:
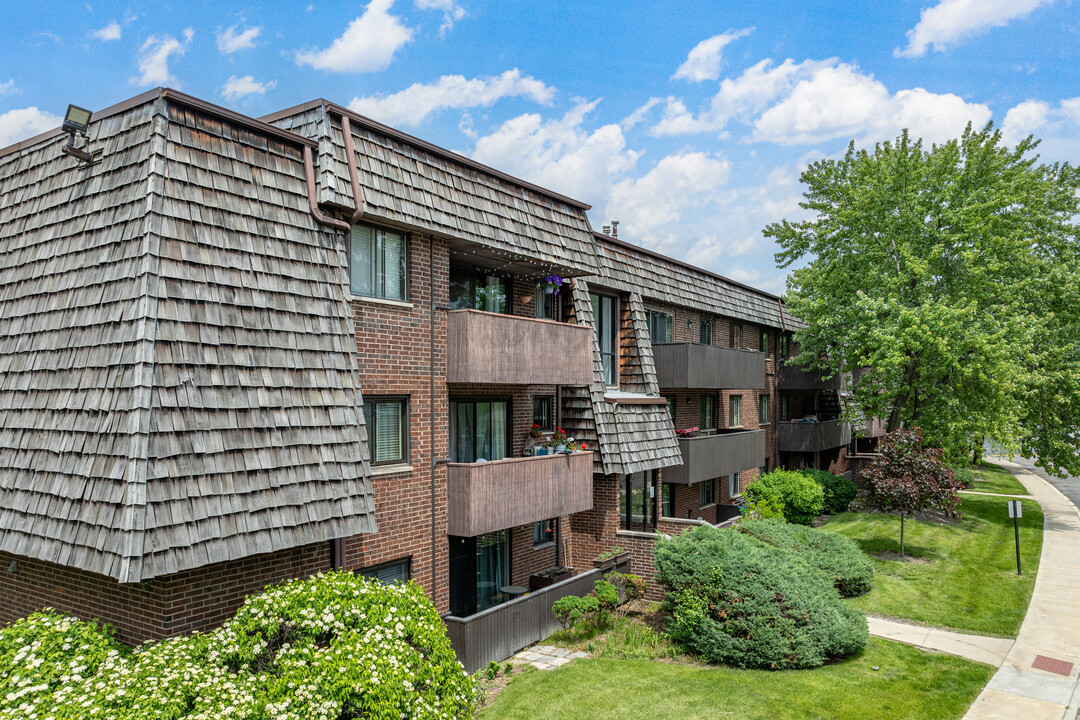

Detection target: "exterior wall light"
[61, 104, 97, 165]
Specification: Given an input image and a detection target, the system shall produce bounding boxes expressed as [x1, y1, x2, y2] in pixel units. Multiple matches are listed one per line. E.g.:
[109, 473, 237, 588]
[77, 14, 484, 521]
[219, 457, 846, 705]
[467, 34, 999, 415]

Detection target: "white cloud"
[217, 25, 261, 54]
[1001, 96, 1080, 147]
[92, 21, 122, 42]
[606, 151, 731, 246]
[651, 58, 831, 136]
[0, 107, 61, 148]
[471, 100, 639, 204]
[295, 0, 414, 73]
[131, 30, 193, 86]
[220, 75, 277, 100]
[897, 0, 1055, 58]
[672, 28, 753, 82]
[0, 80, 17, 96]
[751, 62, 991, 145]
[415, 0, 465, 34]
[349, 69, 555, 127]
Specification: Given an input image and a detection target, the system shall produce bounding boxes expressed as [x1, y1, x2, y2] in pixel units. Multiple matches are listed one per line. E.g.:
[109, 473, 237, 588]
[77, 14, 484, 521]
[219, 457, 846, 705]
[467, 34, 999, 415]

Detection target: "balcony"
[777, 360, 843, 391]
[777, 419, 852, 453]
[446, 451, 594, 536]
[863, 417, 887, 438]
[653, 343, 766, 389]
[446, 309, 593, 385]
[663, 429, 765, 485]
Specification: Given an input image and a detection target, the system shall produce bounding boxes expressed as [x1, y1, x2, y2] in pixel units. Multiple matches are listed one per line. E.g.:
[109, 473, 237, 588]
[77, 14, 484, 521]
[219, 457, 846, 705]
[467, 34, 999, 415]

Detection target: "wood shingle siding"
[268, 104, 598, 277]
[0, 93, 375, 583]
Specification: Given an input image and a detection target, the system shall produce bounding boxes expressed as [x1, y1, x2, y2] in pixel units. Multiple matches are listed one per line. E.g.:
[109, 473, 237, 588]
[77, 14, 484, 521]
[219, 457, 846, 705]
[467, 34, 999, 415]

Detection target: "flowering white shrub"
[0, 572, 476, 719]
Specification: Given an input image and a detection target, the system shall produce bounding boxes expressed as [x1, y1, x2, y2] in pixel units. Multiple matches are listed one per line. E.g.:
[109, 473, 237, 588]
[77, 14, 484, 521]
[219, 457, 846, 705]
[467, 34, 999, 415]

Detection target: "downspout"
[303, 146, 350, 233]
[337, 113, 366, 225]
[430, 234, 438, 607]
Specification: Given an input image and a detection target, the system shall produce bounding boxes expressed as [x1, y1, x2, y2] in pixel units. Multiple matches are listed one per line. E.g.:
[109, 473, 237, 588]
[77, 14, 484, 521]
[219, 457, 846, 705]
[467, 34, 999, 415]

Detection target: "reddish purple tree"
[853, 428, 964, 556]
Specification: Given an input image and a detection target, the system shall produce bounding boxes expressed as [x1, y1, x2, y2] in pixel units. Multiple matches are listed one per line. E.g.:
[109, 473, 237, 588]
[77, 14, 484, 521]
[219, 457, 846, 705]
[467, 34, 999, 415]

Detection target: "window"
[699, 478, 715, 508]
[449, 267, 509, 313]
[760, 329, 769, 356]
[533, 396, 554, 431]
[700, 317, 713, 345]
[730, 323, 741, 348]
[779, 334, 790, 360]
[759, 395, 769, 424]
[620, 471, 659, 531]
[780, 395, 790, 421]
[363, 397, 407, 465]
[662, 483, 672, 518]
[361, 558, 410, 585]
[666, 396, 677, 423]
[533, 519, 555, 546]
[729, 395, 742, 427]
[700, 395, 715, 429]
[590, 292, 619, 387]
[350, 225, 406, 301]
[728, 472, 740, 498]
[449, 399, 509, 463]
[649, 310, 673, 344]
[535, 284, 556, 319]
[476, 530, 511, 612]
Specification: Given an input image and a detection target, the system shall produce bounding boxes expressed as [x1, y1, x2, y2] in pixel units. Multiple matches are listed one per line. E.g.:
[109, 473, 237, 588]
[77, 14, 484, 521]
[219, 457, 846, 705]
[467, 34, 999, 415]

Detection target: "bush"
[605, 571, 647, 601]
[800, 468, 857, 514]
[0, 572, 476, 720]
[746, 470, 825, 525]
[593, 580, 620, 610]
[951, 466, 975, 489]
[736, 518, 874, 597]
[656, 525, 868, 670]
[552, 594, 600, 630]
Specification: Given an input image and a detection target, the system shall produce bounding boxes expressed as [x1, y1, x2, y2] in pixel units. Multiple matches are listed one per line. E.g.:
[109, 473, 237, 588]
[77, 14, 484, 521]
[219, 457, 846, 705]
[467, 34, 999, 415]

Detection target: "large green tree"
[766, 124, 1080, 475]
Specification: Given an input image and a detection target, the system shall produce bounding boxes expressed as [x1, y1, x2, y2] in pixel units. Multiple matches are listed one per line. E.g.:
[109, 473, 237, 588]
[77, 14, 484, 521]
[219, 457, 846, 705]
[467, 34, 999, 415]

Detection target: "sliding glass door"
[476, 530, 511, 612]
[450, 400, 509, 463]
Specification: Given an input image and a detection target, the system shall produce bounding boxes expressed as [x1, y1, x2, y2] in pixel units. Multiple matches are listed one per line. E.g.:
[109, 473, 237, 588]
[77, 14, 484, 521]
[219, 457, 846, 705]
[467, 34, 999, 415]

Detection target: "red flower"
[582, 443, 587, 450]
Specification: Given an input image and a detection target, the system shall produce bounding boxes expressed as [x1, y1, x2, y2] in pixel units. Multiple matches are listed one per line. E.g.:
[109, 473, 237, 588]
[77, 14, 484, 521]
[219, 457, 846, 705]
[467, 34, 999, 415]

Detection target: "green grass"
[967, 462, 1030, 496]
[482, 638, 992, 720]
[819, 493, 1042, 636]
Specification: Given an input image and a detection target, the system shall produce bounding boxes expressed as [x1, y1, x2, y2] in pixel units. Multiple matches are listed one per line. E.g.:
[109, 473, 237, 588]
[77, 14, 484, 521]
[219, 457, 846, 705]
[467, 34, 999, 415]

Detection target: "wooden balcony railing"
[446, 451, 593, 537]
[446, 309, 593, 385]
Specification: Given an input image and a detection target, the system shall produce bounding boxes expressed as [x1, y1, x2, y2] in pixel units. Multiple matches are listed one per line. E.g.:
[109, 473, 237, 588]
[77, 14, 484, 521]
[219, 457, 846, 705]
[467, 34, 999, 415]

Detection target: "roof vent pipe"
[602, 224, 611, 235]
[610, 220, 619, 238]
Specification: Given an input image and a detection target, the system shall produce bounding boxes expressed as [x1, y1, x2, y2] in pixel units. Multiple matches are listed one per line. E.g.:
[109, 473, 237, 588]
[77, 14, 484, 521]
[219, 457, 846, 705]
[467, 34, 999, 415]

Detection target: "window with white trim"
[350, 225, 407, 301]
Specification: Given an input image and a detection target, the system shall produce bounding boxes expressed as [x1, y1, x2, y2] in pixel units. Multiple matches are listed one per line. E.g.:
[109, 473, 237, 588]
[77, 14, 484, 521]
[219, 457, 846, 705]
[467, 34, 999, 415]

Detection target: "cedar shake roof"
[265, 102, 598, 278]
[592, 232, 805, 330]
[0, 90, 375, 583]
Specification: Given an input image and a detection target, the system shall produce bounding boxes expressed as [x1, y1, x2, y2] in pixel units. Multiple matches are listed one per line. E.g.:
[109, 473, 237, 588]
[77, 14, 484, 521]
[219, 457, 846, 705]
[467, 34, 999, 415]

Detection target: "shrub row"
[656, 525, 868, 670]
[0, 572, 475, 720]
[799, 468, 858, 514]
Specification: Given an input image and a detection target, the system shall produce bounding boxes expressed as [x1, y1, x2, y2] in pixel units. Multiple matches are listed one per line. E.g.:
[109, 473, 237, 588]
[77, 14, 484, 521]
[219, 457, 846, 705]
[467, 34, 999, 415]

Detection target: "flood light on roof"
[62, 104, 92, 136]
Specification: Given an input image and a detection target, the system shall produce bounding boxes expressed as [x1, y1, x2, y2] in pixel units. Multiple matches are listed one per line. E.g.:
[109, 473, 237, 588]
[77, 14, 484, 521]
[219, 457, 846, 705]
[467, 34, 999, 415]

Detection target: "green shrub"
[594, 580, 620, 610]
[552, 594, 600, 630]
[800, 468, 857, 514]
[951, 466, 975, 489]
[737, 518, 874, 597]
[0, 572, 476, 720]
[604, 572, 647, 602]
[656, 525, 868, 669]
[740, 487, 785, 521]
[746, 470, 825, 525]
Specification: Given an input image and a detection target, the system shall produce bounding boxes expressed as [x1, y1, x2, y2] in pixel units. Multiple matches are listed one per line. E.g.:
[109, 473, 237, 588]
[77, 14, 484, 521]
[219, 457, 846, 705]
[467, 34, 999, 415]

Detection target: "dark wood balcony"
[663, 429, 765, 485]
[446, 451, 593, 537]
[777, 419, 852, 453]
[777, 360, 843, 391]
[446, 309, 593, 385]
[863, 417, 887, 438]
[653, 343, 766, 389]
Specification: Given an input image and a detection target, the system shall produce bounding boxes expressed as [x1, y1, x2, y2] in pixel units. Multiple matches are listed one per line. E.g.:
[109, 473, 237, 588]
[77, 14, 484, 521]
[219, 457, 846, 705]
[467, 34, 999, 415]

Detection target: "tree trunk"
[900, 513, 906, 557]
[973, 438, 983, 465]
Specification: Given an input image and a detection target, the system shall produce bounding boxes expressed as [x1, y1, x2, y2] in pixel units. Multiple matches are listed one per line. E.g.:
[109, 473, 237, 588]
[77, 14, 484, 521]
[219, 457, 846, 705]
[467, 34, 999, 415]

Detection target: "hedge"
[799, 468, 857, 514]
[745, 470, 824, 525]
[656, 525, 868, 670]
[0, 571, 476, 720]
[736, 517, 874, 597]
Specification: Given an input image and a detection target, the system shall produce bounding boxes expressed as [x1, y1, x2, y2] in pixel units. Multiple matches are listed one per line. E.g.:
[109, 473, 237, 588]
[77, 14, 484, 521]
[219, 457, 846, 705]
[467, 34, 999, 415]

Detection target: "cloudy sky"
[2, 1, 1078, 294]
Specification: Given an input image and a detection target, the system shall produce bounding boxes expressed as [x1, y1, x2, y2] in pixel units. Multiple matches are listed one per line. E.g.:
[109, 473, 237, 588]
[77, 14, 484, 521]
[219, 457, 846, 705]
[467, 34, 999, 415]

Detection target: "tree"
[852, 428, 963, 556]
[765, 124, 1080, 474]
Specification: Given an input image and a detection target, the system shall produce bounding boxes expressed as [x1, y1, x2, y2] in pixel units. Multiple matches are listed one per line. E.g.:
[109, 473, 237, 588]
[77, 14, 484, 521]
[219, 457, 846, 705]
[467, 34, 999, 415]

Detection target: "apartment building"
[0, 89, 873, 667]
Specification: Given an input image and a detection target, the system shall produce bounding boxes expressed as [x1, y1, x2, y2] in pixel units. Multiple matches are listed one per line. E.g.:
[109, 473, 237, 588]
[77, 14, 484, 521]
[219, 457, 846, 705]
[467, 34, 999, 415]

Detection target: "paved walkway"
[511, 644, 590, 670]
[962, 458, 1080, 720]
[868, 616, 1014, 666]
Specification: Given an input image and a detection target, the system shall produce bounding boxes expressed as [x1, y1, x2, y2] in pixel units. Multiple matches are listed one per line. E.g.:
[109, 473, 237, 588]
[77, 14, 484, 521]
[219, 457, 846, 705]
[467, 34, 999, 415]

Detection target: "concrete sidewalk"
[868, 616, 1014, 667]
[961, 458, 1080, 720]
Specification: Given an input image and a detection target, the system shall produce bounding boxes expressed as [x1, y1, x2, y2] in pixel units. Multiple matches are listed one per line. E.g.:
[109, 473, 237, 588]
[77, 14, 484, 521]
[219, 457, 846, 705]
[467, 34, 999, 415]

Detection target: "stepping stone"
[568, 652, 589, 659]
[553, 648, 570, 657]
[531, 662, 550, 670]
[551, 657, 571, 666]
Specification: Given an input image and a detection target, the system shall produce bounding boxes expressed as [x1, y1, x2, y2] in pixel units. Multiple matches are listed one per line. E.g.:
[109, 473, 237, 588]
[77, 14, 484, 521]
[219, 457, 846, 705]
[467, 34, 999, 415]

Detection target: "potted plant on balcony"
[546, 426, 568, 454]
[675, 426, 700, 439]
[529, 565, 575, 591]
[526, 424, 546, 456]
[593, 546, 631, 573]
[539, 273, 563, 295]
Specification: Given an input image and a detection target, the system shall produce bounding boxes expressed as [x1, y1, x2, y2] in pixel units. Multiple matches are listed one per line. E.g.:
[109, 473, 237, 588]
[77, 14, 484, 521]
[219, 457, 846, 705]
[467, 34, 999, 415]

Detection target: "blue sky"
[2, 0, 1078, 294]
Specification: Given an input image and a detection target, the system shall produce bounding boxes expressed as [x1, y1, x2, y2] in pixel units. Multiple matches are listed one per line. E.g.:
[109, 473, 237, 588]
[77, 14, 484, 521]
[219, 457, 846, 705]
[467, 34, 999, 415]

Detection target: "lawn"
[819, 492, 1042, 636]
[966, 462, 1030, 496]
[481, 638, 993, 720]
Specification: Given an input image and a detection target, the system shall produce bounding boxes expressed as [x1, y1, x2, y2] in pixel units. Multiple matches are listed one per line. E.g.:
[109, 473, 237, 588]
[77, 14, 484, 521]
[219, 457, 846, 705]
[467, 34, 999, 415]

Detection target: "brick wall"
[0, 544, 331, 645]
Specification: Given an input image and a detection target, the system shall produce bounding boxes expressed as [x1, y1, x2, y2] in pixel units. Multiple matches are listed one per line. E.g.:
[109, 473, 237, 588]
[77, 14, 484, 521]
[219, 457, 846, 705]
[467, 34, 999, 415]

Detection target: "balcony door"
[450, 400, 509, 463]
[449, 267, 509, 314]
